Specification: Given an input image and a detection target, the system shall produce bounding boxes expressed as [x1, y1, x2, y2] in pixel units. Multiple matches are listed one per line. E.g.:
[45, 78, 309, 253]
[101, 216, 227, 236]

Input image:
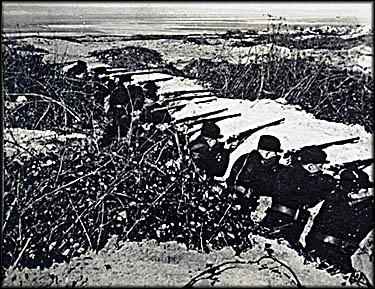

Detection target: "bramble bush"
[3, 39, 107, 131]
[181, 45, 373, 133]
[3, 123, 254, 272]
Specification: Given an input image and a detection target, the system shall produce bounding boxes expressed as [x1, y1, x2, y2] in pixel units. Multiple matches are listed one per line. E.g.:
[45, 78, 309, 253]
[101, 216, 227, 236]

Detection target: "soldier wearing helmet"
[225, 135, 287, 256]
[304, 167, 374, 273]
[259, 146, 337, 249]
[189, 121, 233, 179]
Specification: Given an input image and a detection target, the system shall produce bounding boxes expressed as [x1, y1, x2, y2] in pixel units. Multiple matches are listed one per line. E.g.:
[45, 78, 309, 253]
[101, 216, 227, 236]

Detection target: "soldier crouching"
[259, 146, 337, 250]
[304, 167, 374, 273]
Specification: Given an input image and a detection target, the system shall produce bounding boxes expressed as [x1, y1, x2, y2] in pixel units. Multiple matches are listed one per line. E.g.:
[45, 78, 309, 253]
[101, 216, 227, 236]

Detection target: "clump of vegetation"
[3, 41, 107, 131]
[255, 33, 372, 50]
[3, 123, 254, 273]
[181, 43, 373, 133]
[89, 46, 164, 69]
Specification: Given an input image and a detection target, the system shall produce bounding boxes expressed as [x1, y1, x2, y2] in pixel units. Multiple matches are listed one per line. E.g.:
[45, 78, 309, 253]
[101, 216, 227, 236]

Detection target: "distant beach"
[2, 11, 362, 37]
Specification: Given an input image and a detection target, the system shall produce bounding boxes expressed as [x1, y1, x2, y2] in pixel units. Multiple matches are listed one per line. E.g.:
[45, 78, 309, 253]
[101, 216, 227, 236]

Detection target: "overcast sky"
[3, 1, 373, 24]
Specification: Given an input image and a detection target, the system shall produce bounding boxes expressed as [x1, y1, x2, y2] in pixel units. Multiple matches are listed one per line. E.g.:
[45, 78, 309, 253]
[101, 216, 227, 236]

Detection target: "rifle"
[185, 113, 241, 128]
[226, 118, 285, 145]
[151, 103, 187, 113]
[172, 108, 228, 125]
[191, 97, 217, 105]
[315, 136, 360, 150]
[137, 77, 174, 85]
[328, 158, 374, 174]
[152, 98, 217, 113]
[161, 89, 216, 98]
[163, 93, 216, 103]
[284, 136, 360, 164]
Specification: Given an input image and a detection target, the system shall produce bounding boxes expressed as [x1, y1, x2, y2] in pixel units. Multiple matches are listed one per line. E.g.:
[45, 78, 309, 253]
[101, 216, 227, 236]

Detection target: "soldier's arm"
[226, 154, 247, 185]
[297, 174, 338, 207]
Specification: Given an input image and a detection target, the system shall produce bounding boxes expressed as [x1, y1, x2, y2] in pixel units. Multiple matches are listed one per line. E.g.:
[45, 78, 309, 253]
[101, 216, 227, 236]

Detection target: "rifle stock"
[227, 118, 285, 145]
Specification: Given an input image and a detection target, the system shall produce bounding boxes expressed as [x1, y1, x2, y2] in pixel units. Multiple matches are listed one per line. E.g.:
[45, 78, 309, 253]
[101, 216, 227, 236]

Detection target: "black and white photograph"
[2, 1, 374, 287]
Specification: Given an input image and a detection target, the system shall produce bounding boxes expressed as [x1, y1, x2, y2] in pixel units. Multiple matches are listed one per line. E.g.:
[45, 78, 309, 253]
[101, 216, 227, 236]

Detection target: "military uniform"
[127, 84, 145, 112]
[259, 146, 337, 248]
[139, 82, 172, 125]
[66, 60, 88, 78]
[93, 77, 113, 107]
[305, 168, 374, 273]
[226, 135, 286, 214]
[189, 122, 231, 178]
[100, 75, 133, 145]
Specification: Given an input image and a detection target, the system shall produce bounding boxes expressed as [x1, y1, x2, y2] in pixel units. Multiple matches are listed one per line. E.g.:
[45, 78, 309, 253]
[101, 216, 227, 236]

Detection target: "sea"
[2, 3, 367, 37]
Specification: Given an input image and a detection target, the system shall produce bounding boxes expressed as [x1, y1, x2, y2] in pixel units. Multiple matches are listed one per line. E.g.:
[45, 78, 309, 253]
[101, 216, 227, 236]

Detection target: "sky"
[3, 1, 373, 15]
[2, 1, 373, 25]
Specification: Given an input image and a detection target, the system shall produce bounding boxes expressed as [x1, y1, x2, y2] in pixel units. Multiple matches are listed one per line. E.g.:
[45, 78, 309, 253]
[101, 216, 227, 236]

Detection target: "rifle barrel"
[172, 108, 228, 124]
[105, 69, 163, 76]
[227, 118, 285, 144]
[152, 103, 186, 112]
[316, 137, 360, 149]
[138, 77, 174, 85]
[161, 89, 215, 97]
[187, 113, 241, 127]
[286, 136, 361, 160]
[328, 158, 374, 173]
[163, 93, 215, 103]
[192, 97, 217, 105]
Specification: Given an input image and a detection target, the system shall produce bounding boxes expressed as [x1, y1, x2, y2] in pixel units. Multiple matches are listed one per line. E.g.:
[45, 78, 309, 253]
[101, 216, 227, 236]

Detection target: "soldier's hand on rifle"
[156, 123, 169, 131]
[224, 140, 239, 150]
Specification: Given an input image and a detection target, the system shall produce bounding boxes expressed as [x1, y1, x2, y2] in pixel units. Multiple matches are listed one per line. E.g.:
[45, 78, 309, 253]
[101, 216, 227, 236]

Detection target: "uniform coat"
[259, 164, 337, 247]
[189, 135, 231, 178]
[305, 185, 374, 273]
[226, 151, 286, 212]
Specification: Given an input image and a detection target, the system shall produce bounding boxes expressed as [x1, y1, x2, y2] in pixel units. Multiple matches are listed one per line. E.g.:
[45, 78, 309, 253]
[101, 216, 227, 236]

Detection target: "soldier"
[219, 135, 285, 256]
[100, 75, 133, 146]
[189, 121, 234, 179]
[304, 167, 374, 273]
[259, 146, 337, 249]
[139, 82, 172, 125]
[66, 60, 88, 78]
[128, 83, 145, 113]
[226, 135, 286, 214]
